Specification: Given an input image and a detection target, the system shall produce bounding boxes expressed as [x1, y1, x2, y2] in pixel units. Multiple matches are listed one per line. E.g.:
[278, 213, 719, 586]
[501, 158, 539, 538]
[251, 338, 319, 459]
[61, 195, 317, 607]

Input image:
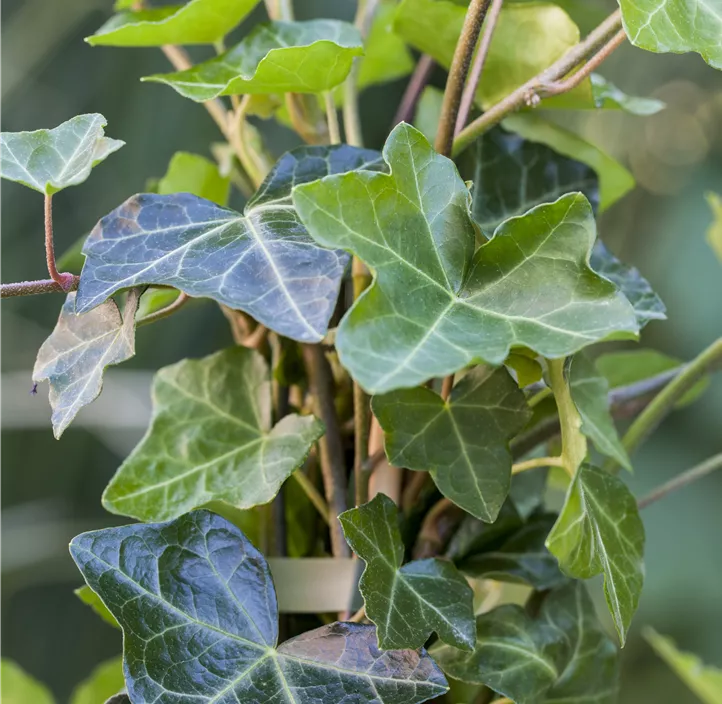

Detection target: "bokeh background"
[2, 0, 721, 701]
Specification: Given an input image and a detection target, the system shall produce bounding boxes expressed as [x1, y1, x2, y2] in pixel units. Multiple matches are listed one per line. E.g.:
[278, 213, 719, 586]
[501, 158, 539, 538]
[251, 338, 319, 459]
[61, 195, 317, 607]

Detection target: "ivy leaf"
[157, 151, 230, 205]
[70, 657, 125, 704]
[0, 660, 54, 704]
[144, 20, 363, 102]
[103, 347, 323, 522]
[546, 464, 645, 645]
[706, 192, 722, 262]
[458, 514, 567, 590]
[339, 493, 476, 651]
[33, 290, 140, 439]
[372, 367, 531, 522]
[87, 0, 260, 46]
[591, 74, 665, 115]
[619, 0, 722, 70]
[0, 114, 123, 195]
[70, 510, 448, 703]
[77, 144, 384, 342]
[293, 123, 638, 394]
[570, 354, 632, 471]
[644, 628, 722, 704]
[431, 582, 619, 704]
[75, 585, 120, 629]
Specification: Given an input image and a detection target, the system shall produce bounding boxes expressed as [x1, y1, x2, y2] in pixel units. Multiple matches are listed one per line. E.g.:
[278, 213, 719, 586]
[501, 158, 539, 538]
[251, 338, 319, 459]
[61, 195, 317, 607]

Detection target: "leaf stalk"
[547, 357, 587, 476]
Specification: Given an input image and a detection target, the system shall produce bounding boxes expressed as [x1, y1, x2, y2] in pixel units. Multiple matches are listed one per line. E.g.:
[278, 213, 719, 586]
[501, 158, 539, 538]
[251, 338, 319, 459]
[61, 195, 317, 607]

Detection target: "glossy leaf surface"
[145, 21, 363, 101]
[70, 510, 448, 703]
[103, 347, 323, 522]
[340, 494, 476, 651]
[157, 151, 230, 205]
[0, 660, 54, 704]
[373, 367, 530, 521]
[293, 123, 638, 393]
[77, 144, 384, 342]
[70, 657, 125, 704]
[432, 582, 619, 704]
[0, 114, 123, 195]
[33, 290, 139, 439]
[546, 465, 645, 645]
[87, 0, 260, 46]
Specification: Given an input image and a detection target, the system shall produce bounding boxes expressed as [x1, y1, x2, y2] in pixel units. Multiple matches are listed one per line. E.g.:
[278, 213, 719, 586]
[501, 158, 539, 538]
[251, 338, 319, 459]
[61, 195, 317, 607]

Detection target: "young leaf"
[618, 0, 722, 70]
[70, 657, 125, 704]
[293, 123, 638, 393]
[372, 366, 531, 522]
[591, 74, 665, 115]
[546, 464, 645, 645]
[431, 582, 620, 704]
[157, 151, 230, 206]
[339, 493, 476, 651]
[0, 114, 123, 195]
[75, 585, 120, 629]
[570, 354, 632, 471]
[87, 0, 260, 46]
[144, 20, 364, 101]
[644, 628, 722, 704]
[33, 289, 140, 439]
[103, 347, 323, 522]
[70, 510, 448, 703]
[77, 144, 384, 342]
[706, 192, 722, 263]
[0, 660, 54, 704]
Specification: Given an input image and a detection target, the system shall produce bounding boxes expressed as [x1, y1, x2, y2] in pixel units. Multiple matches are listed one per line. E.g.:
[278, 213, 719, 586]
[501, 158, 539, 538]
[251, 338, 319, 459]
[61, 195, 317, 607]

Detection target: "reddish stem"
[44, 194, 75, 291]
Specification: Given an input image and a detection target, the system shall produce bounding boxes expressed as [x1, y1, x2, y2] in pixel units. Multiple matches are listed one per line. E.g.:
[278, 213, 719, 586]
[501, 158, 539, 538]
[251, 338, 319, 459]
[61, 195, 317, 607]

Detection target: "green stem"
[292, 470, 331, 525]
[511, 456, 566, 473]
[324, 92, 341, 145]
[637, 453, 722, 509]
[547, 357, 587, 476]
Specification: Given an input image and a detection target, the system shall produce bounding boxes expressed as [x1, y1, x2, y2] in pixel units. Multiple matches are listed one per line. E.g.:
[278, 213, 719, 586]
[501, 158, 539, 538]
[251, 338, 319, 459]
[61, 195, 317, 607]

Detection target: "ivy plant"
[2, 0, 722, 702]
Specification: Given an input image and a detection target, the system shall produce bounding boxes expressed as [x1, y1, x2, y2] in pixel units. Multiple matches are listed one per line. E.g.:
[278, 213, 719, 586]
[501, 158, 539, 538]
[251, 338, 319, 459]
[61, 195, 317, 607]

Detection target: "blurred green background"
[1, 0, 721, 701]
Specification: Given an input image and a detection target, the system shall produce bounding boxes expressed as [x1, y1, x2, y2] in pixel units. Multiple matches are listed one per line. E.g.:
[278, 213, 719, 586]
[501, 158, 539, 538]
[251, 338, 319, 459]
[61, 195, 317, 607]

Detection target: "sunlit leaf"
[431, 582, 619, 704]
[591, 74, 665, 115]
[644, 628, 722, 704]
[77, 144, 384, 343]
[70, 510, 448, 703]
[546, 464, 645, 645]
[103, 347, 323, 522]
[0, 660, 54, 704]
[619, 0, 722, 70]
[75, 585, 120, 629]
[0, 114, 123, 195]
[157, 151, 230, 206]
[706, 192, 722, 262]
[339, 493, 476, 651]
[293, 123, 638, 393]
[570, 353, 631, 471]
[33, 290, 140, 439]
[373, 367, 530, 522]
[87, 0, 260, 46]
[70, 657, 125, 704]
[144, 20, 363, 101]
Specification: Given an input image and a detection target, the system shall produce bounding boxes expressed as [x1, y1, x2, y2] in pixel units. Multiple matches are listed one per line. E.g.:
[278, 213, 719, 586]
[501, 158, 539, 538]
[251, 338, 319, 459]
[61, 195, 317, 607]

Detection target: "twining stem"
[440, 374, 455, 400]
[547, 358, 587, 476]
[393, 54, 435, 126]
[324, 92, 341, 145]
[511, 456, 566, 474]
[435, 0, 492, 157]
[452, 9, 624, 156]
[292, 470, 331, 525]
[136, 292, 189, 327]
[637, 453, 722, 510]
[454, 0, 504, 134]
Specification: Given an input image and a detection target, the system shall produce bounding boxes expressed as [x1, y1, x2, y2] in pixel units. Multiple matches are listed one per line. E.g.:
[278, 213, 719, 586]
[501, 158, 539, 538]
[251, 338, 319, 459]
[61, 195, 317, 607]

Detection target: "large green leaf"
[619, 0, 722, 70]
[570, 354, 631, 471]
[77, 144, 383, 343]
[70, 510, 448, 703]
[431, 582, 619, 704]
[293, 123, 638, 394]
[546, 464, 645, 645]
[0, 660, 54, 704]
[103, 347, 323, 522]
[339, 493, 476, 651]
[33, 290, 139, 439]
[706, 192, 722, 262]
[157, 151, 230, 206]
[373, 366, 530, 522]
[644, 628, 722, 704]
[0, 114, 123, 195]
[70, 657, 125, 704]
[87, 0, 260, 46]
[145, 20, 363, 102]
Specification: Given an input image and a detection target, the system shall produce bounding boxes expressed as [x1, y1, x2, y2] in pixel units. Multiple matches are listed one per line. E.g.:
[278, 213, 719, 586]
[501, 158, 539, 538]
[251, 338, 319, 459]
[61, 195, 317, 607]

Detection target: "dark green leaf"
[87, 0, 260, 46]
[0, 114, 123, 195]
[431, 582, 619, 704]
[144, 20, 363, 101]
[0, 660, 54, 704]
[103, 347, 323, 522]
[293, 123, 638, 393]
[70, 510, 448, 703]
[157, 151, 230, 206]
[70, 657, 125, 704]
[373, 367, 531, 522]
[33, 290, 140, 438]
[339, 493, 476, 651]
[509, 467, 549, 520]
[546, 465, 645, 645]
[75, 585, 120, 629]
[77, 144, 384, 342]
